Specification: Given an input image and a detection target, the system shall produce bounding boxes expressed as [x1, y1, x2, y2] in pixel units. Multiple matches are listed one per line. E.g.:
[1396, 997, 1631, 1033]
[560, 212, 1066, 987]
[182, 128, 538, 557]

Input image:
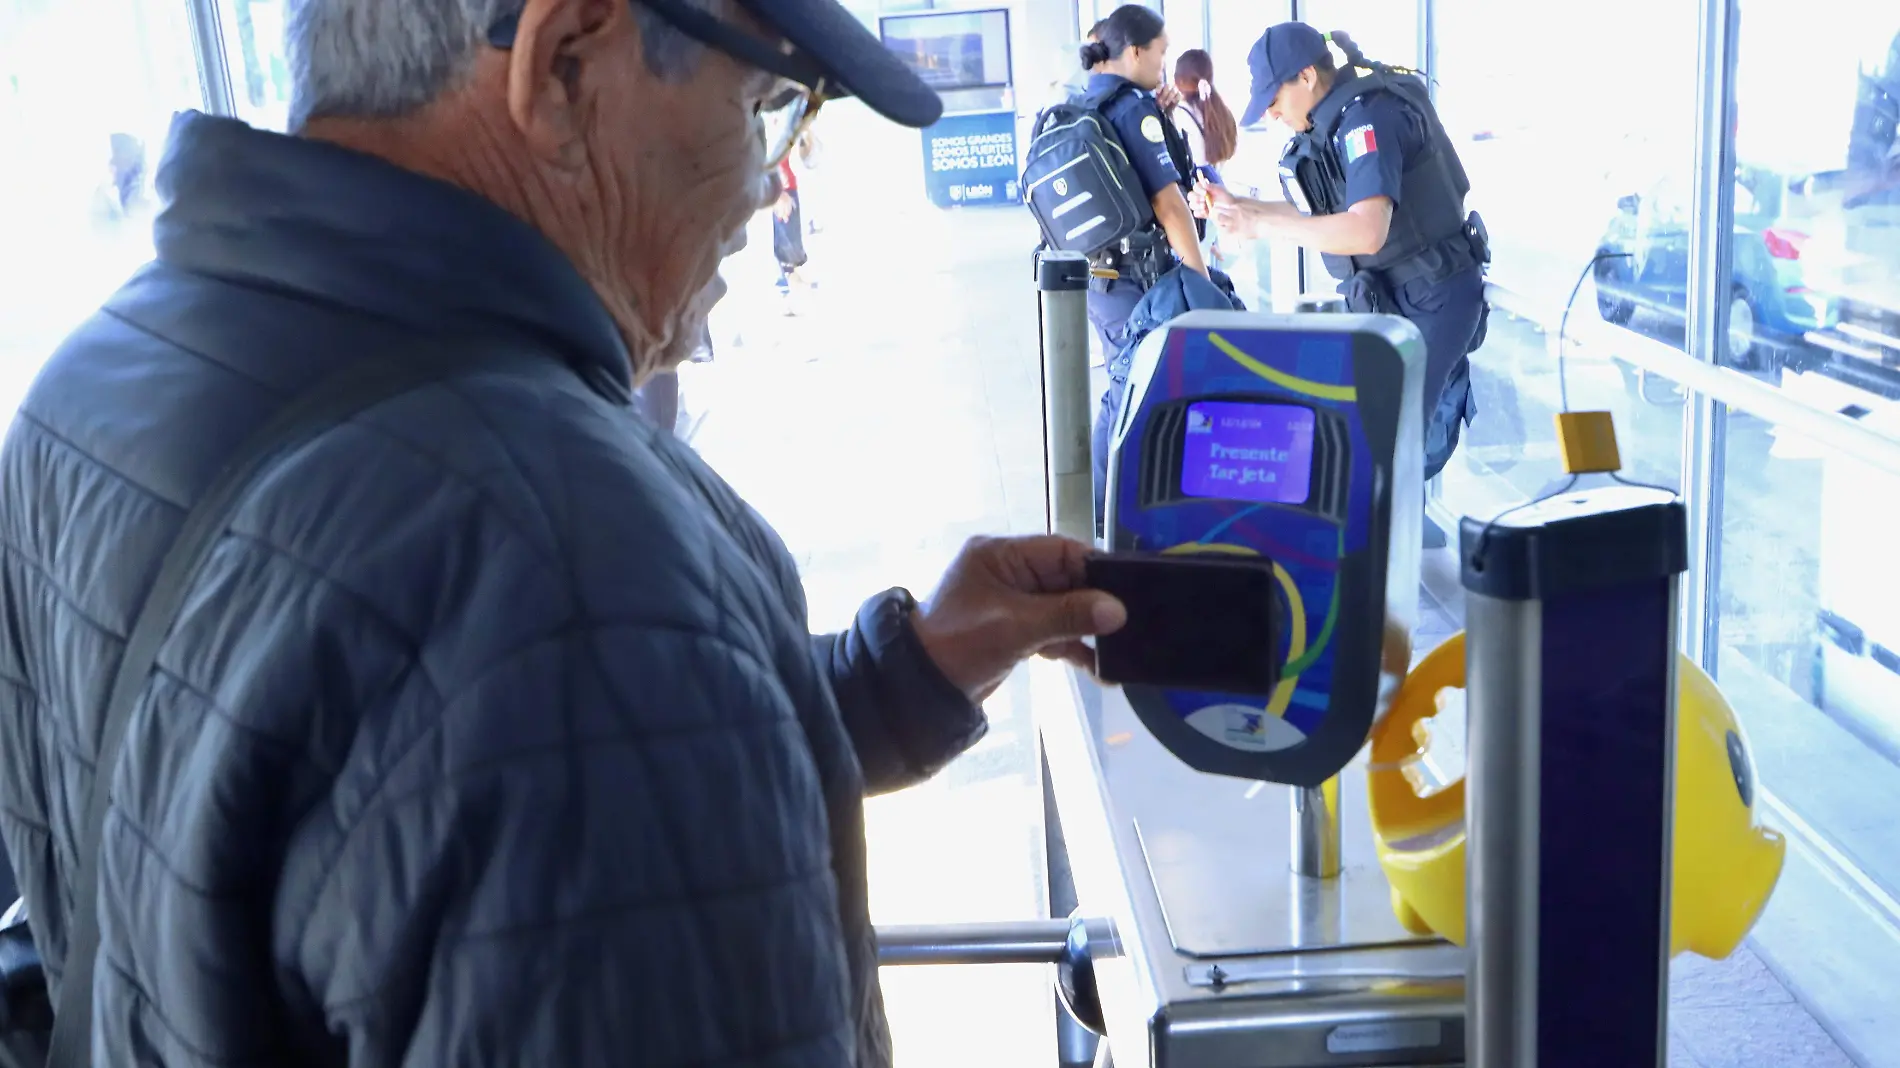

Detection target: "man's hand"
[1154, 83, 1183, 112]
[773, 193, 795, 222]
[911, 536, 1128, 703]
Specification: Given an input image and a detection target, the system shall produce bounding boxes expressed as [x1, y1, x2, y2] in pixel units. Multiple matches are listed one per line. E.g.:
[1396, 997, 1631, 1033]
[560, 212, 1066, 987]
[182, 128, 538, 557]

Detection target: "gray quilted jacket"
[0, 112, 984, 1066]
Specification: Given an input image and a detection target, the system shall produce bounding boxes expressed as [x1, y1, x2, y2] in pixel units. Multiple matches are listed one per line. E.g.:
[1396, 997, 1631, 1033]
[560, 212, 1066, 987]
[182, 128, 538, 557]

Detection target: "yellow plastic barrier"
[1368, 631, 1786, 959]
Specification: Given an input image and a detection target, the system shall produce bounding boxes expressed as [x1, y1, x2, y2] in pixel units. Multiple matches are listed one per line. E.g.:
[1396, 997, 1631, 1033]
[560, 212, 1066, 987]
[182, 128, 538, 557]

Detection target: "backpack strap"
[44, 342, 522, 1067]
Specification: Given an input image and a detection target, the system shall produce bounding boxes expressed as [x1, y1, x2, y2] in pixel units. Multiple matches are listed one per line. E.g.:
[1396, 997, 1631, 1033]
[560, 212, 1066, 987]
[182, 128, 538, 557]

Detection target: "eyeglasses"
[486, 0, 831, 170]
[758, 83, 823, 171]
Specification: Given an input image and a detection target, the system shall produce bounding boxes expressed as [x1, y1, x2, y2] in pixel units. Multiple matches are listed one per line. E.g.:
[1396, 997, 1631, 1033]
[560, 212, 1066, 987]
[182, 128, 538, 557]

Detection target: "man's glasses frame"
[486, 0, 831, 169]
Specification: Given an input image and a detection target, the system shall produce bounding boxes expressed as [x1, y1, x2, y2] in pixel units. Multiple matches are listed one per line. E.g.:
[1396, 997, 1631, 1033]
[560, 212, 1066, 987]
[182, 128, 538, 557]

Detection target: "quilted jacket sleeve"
[291, 620, 862, 1067]
[812, 590, 986, 797]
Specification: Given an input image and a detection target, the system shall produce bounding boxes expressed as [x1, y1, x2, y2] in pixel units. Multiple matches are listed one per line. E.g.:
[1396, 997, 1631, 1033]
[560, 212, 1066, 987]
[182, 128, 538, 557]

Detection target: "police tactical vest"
[1280, 69, 1471, 281]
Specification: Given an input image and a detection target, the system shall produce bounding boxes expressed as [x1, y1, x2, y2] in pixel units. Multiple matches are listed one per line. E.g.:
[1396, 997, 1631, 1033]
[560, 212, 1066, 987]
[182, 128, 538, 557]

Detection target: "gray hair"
[285, 0, 708, 130]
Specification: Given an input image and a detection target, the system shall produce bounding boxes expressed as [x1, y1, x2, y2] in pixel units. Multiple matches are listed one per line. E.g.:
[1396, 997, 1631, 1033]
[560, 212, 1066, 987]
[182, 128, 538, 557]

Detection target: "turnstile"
[1034, 663, 1467, 1067]
[871, 256, 1739, 1068]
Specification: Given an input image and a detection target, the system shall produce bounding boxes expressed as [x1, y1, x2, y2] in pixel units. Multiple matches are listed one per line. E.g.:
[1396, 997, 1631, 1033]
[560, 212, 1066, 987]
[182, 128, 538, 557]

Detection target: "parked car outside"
[1594, 164, 1844, 371]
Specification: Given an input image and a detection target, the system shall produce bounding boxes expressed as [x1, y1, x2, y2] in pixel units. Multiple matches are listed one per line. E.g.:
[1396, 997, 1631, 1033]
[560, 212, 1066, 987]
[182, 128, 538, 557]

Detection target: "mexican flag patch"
[1343, 124, 1378, 162]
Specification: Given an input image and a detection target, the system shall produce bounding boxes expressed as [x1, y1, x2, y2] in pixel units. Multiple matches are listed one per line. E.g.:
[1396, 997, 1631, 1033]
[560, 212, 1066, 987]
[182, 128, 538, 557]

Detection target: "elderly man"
[0, 0, 1126, 1064]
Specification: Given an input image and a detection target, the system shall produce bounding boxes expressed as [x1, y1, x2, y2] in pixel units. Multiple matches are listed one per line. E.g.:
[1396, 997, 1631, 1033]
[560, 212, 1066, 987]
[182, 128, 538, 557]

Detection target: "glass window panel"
[1297, 0, 1417, 70]
[1714, 416, 1900, 1060]
[0, 0, 204, 432]
[1204, 0, 1285, 126]
[217, 0, 294, 131]
[1203, 0, 1293, 309]
[1437, 0, 1700, 320]
[1439, 314, 1687, 517]
[1713, 0, 1900, 1057]
[1738, 1, 1900, 408]
[1430, 0, 1696, 558]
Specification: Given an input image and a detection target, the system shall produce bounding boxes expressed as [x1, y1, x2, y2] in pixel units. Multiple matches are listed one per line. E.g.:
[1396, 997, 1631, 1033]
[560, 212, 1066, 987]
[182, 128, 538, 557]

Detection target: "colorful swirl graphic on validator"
[1167, 331, 1355, 735]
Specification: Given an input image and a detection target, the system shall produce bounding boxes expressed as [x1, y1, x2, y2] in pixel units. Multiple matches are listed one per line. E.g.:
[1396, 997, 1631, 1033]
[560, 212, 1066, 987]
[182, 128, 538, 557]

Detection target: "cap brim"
[1240, 89, 1272, 128]
[742, 0, 945, 128]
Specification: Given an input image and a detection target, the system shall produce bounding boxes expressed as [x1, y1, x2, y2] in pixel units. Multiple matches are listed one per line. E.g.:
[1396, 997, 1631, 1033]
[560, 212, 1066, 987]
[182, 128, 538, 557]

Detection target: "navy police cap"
[1239, 22, 1331, 127]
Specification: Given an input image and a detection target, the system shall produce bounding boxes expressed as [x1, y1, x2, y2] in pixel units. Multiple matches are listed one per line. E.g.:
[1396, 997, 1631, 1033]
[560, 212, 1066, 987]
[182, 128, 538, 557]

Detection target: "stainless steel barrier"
[875, 920, 1073, 967]
[1463, 485, 1686, 1067]
[1038, 251, 1094, 542]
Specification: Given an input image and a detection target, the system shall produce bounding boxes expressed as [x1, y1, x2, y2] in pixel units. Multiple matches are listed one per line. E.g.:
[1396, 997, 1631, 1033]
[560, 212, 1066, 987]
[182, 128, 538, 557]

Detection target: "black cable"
[1611, 470, 1677, 494]
[1467, 250, 1653, 570]
[1559, 251, 1679, 496]
[1467, 474, 1579, 574]
[1558, 251, 1634, 413]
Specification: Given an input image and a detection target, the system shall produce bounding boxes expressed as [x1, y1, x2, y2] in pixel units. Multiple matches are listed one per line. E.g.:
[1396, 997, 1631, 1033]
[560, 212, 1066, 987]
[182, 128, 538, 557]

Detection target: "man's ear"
[504, 0, 625, 167]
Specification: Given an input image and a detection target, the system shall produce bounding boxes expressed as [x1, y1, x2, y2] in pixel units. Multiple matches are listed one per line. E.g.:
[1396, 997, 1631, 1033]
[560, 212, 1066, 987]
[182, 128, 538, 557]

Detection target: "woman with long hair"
[1170, 49, 1239, 182]
[1169, 49, 1238, 268]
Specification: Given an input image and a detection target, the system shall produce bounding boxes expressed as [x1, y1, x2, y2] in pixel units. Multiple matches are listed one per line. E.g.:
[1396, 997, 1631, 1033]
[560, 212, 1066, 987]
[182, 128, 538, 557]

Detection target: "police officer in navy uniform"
[1077, 5, 1208, 524]
[1079, 6, 1206, 355]
[1197, 23, 1489, 548]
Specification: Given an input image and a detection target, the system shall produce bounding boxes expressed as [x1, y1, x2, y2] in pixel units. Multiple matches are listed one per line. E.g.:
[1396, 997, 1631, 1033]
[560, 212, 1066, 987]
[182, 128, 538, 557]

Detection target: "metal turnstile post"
[1462, 486, 1687, 1068]
[1035, 248, 1102, 1066]
[1038, 251, 1093, 543]
[1289, 780, 1341, 879]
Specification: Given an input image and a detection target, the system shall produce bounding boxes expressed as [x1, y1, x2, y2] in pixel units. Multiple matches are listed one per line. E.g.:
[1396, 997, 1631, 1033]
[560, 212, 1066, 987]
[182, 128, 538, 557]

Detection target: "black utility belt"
[1372, 232, 1482, 289]
[1092, 236, 1166, 266]
[1090, 241, 1169, 283]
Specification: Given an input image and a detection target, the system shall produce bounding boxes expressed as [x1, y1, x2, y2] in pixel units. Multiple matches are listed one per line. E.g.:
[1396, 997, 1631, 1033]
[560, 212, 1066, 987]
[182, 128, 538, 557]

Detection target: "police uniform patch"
[1141, 115, 1166, 143]
[1343, 124, 1379, 162]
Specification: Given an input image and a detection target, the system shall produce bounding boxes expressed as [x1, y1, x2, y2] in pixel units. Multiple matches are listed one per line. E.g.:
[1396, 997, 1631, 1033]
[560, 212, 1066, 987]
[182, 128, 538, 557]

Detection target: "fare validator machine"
[1038, 310, 1470, 1068]
[1103, 311, 1423, 775]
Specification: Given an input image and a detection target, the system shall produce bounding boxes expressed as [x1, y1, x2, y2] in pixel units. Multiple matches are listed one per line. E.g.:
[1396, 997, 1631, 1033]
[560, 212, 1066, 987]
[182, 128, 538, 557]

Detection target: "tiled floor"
[1670, 950, 1859, 1068]
[674, 100, 1866, 1067]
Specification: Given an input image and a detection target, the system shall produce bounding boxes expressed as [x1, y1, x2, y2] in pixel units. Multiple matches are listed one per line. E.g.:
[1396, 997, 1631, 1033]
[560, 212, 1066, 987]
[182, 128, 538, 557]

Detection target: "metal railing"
[875, 920, 1074, 967]
[1483, 282, 1900, 482]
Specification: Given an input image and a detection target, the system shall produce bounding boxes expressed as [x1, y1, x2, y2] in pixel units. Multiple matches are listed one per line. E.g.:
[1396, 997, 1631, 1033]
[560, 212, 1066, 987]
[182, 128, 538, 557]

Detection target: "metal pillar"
[1037, 248, 1103, 1065]
[1680, 0, 1741, 671]
[184, 0, 238, 117]
[1289, 780, 1341, 879]
[1463, 487, 1687, 1068]
[1039, 251, 1094, 542]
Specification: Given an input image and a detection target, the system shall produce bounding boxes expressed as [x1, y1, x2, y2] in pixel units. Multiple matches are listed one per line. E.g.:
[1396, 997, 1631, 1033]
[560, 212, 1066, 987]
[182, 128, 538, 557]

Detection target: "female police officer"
[1195, 24, 1488, 548]
[1076, 5, 1207, 524]
[1078, 6, 1206, 350]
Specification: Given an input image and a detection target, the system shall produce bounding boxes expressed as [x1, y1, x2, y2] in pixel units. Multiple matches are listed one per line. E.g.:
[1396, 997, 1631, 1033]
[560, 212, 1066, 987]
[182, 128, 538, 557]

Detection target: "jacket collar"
[1085, 72, 1141, 98]
[150, 111, 634, 397]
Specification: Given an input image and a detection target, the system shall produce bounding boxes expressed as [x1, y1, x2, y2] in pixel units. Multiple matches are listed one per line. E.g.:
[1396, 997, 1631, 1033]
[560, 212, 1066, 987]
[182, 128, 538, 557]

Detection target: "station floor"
[680, 170, 1863, 1064]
